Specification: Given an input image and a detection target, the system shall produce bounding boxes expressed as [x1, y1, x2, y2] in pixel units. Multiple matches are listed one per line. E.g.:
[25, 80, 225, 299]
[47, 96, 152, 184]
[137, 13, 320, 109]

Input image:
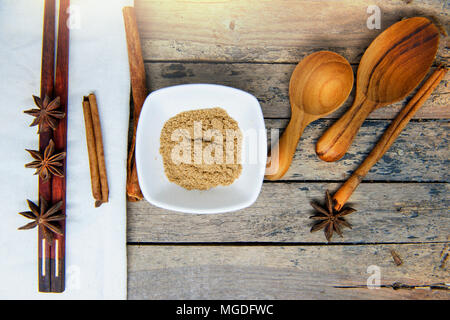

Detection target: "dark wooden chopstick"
[37, 0, 70, 293]
[38, 0, 56, 293]
[50, 0, 70, 293]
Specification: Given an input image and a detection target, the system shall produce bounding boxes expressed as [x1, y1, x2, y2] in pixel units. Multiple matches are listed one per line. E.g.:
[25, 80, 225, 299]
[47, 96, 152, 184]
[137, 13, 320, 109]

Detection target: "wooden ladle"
[316, 17, 440, 162]
[265, 51, 353, 180]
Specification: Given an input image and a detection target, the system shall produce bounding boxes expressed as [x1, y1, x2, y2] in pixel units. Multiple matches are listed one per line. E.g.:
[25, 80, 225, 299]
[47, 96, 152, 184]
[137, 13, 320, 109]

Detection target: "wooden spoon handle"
[333, 66, 447, 210]
[265, 110, 307, 180]
[316, 94, 379, 162]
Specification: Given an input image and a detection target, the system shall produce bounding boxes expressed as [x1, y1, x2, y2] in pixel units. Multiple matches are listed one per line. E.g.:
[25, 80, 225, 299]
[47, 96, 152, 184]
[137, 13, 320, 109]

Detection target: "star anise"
[309, 190, 356, 242]
[24, 95, 65, 133]
[25, 139, 66, 181]
[18, 197, 65, 241]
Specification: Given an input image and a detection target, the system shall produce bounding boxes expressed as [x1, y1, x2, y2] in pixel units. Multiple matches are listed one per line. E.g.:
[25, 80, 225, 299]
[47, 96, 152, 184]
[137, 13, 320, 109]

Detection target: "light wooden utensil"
[333, 66, 447, 210]
[265, 51, 353, 180]
[316, 17, 440, 162]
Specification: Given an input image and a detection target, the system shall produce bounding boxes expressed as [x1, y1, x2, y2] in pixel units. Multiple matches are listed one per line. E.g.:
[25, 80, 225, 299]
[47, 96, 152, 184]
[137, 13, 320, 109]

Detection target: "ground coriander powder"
[159, 107, 242, 190]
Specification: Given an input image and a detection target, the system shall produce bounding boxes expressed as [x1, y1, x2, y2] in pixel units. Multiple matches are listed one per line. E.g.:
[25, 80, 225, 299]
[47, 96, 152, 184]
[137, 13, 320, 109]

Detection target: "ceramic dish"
[136, 84, 267, 214]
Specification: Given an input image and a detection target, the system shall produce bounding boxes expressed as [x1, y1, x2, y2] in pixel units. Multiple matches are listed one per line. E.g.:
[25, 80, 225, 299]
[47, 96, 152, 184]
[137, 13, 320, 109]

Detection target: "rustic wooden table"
[127, 0, 449, 299]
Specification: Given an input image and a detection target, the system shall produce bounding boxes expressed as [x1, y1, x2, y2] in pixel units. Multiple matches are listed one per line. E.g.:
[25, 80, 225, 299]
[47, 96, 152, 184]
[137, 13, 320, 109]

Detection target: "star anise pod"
[18, 197, 65, 241]
[309, 190, 356, 242]
[25, 139, 66, 181]
[24, 95, 65, 133]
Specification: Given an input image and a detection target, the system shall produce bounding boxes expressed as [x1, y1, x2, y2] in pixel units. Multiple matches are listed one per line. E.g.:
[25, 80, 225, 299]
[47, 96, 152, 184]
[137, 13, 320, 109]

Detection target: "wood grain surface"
[128, 182, 449, 243]
[135, 0, 449, 64]
[128, 0, 450, 299]
[265, 119, 449, 181]
[144, 63, 449, 119]
[128, 244, 449, 299]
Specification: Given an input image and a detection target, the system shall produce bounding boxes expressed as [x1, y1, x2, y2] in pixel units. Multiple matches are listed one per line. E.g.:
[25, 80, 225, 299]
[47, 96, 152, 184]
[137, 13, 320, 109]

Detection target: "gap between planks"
[127, 241, 450, 246]
[143, 59, 307, 65]
[263, 180, 450, 184]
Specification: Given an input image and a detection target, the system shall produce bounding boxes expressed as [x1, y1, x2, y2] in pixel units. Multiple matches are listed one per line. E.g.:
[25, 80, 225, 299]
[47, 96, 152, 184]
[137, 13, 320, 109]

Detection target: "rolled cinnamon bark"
[82, 97, 101, 204]
[123, 6, 147, 201]
[88, 93, 109, 205]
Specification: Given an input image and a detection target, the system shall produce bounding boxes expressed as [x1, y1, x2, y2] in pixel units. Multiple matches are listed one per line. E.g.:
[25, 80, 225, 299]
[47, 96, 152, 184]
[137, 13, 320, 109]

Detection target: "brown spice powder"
[160, 107, 242, 190]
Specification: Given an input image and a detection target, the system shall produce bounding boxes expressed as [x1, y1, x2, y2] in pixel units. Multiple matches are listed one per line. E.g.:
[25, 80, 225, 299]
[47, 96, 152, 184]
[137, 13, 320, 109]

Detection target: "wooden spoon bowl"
[316, 17, 440, 162]
[265, 51, 353, 180]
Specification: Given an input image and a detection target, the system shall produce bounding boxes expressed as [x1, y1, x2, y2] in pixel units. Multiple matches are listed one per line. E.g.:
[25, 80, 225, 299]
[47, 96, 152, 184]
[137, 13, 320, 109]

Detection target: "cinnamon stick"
[82, 97, 101, 204]
[333, 66, 448, 210]
[88, 93, 109, 204]
[82, 94, 109, 207]
[123, 6, 147, 201]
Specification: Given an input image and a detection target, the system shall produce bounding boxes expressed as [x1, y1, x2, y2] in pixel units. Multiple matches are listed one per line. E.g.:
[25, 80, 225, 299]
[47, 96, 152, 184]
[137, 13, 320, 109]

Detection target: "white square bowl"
[135, 84, 267, 214]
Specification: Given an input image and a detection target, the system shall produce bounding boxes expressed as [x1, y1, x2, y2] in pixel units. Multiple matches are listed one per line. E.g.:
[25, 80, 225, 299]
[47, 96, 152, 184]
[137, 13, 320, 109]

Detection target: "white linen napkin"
[0, 0, 132, 299]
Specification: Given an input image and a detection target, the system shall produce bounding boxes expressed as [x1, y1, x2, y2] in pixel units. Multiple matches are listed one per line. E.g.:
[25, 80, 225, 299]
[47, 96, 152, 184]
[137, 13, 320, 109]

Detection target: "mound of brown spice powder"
[159, 108, 242, 190]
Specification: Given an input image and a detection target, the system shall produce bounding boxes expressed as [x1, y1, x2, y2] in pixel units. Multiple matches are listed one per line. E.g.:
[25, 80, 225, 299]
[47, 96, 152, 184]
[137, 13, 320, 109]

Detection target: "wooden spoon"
[316, 17, 439, 162]
[265, 51, 353, 180]
[333, 66, 447, 211]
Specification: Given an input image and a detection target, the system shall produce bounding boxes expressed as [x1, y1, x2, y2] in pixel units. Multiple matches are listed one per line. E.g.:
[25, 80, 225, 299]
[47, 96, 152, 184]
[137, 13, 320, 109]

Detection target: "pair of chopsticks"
[333, 65, 448, 210]
[38, 0, 70, 293]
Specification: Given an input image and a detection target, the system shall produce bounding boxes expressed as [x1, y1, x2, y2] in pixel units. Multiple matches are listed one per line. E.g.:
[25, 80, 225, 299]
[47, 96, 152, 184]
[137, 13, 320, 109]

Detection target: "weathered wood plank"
[128, 244, 450, 299]
[266, 119, 449, 182]
[127, 183, 450, 243]
[145, 63, 450, 119]
[129, 0, 449, 300]
[136, 0, 449, 63]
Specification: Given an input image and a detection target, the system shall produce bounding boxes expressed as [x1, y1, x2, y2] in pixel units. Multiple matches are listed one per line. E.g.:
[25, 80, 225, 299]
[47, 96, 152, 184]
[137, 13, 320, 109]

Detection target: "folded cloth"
[0, 0, 132, 299]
